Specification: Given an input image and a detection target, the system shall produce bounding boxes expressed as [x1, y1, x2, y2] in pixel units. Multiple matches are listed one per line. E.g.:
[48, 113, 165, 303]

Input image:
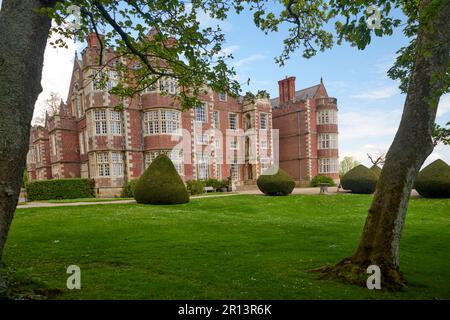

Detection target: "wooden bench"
[203, 186, 215, 193]
[319, 183, 329, 194]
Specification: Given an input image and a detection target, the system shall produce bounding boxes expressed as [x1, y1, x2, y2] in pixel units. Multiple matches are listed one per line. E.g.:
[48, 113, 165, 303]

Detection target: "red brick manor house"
[27, 34, 339, 196]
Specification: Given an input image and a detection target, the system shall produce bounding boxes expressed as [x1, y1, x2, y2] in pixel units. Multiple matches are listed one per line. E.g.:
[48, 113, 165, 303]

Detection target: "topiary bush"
[186, 180, 205, 195]
[26, 178, 94, 201]
[370, 165, 382, 179]
[341, 165, 377, 194]
[134, 154, 189, 204]
[257, 167, 295, 196]
[121, 180, 137, 198]
[310, 175, 336, 187]
[414, 159, 450, 198]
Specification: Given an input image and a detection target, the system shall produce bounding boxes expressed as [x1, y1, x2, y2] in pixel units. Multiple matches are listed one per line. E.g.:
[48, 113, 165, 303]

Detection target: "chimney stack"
[87, 33, 104, 49]
[278, 76, 296, 104]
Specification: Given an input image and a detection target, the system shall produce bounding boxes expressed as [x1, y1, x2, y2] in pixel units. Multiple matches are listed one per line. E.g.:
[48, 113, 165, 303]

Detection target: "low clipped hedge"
[310, 175, 336, 187]
[257, 167, 295, 196]
[134, 154, 189, 204]
[121, 180, 138, 198]
[341, 165, 377, 194]
[414, 159, 450, 198]
[27, 178, 94, 201]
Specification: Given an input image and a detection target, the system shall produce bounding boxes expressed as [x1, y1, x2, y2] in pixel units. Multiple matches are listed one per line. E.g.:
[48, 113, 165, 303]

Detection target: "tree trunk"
[318, 0, 450, 290]
[0, 0, 55, 298]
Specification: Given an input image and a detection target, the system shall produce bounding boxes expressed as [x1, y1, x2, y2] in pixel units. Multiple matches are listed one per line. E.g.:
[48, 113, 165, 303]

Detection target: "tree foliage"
[42, 0, 246, 110]
[432, 121, 450, 146]
[339, 156, 360, 177]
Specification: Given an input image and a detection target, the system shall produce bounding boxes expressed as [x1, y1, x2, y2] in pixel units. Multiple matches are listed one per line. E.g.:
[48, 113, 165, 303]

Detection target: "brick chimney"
[278, 76, 296, 104]
[86, 33, 104, 49]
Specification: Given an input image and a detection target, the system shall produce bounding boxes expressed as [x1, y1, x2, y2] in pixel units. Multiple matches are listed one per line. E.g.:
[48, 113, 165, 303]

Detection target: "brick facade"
[271, 77, 339, 185]
[27, 34, 276, 197]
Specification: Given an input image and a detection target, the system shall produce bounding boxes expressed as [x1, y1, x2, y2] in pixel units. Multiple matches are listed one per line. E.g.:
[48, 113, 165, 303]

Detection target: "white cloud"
[339, 109, 402, 141]
[32, 37, 81, 123]
[373, 54, 396, 75]
[351, 85, 398, 100]
[437, 94, 450, 118]
[233, 54, 266, 68]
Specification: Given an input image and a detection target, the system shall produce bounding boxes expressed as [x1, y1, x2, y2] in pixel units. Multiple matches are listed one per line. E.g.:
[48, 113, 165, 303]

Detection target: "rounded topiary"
[310, 175, 336, 187]
[414, 159, 450, 198]
[341, 165, 377, 194]
[134, 154, 189, 204]
[370, 165, 382, 179]
[257, 167, 295, 196]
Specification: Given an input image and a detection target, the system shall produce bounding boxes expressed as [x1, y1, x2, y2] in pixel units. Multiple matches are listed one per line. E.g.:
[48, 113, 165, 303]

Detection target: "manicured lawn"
[3, 194, 450, 299]
[32, 197, 133, 204]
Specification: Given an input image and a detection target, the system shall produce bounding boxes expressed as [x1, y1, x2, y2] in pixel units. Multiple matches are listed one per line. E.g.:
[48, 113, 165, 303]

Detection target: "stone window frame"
[143, 108, 181, 136]
[91, 68, 119, 92]
[92, 109, 123, 136]
[260, 139, 268, 150]
[318, 158, 339, 174]
[196, 133, 209, 145]
[51, 134, 57, 156]
[230, 158, 239, 181]
[96, 152, 110, 177]
[111, 152, 124, 177]
[96, 151, 124, 177]
[228, 112, 237, 130]
[317, 133, 338, 150]
[259, 112, 268, 130]
[219, 92, 227, 102]
[213, 110, 220, 129]
[260, 157, 271, 173]
[195, 102, 208, 123]
[196, 153, 209, 180]
[317, 109, 337, 125]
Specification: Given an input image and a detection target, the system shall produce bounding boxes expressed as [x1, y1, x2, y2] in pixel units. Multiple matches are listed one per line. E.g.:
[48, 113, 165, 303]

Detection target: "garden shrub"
[121, 180, 137, 198]
[186, 180, 205, 195]
[370, 165, 382, 179]
[26, 178, 94, 201]
[219, 179, 229, 190]
[134, 154, 189, 204]
[341, 165, 377, 194]
[204, 179, 229, 191]
[257, 167, 295, 196]
[414, 159, 450, 198]
[310, 175, 336, 187]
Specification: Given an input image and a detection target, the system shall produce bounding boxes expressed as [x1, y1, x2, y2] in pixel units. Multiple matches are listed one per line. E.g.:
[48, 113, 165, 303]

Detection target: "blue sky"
[20, 2, 449, 167]
[212, 8, 450, 167]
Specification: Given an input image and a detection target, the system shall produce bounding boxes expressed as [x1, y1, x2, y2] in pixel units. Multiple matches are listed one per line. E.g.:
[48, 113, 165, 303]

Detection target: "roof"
[270, 84, 321, 108]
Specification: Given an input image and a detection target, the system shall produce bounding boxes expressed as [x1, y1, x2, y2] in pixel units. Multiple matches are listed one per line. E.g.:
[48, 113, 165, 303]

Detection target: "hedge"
[341, 165, 377, 194]
[257, 167, 295, 196]
[27, 178, 94, 201]
[134, 154, 189, 204]
[414, 159, 450, 198]
[186, 180, 205, 195]
[121, 180, 138, 198]
[310, 175, 336, 187]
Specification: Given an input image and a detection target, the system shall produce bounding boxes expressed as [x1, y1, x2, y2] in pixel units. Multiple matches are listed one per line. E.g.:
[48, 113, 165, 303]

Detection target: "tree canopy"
[42, 0, 448, 111]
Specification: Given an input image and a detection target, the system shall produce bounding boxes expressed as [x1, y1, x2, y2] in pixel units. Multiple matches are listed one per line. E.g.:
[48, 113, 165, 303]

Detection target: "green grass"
[3, 194, 450, 300]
